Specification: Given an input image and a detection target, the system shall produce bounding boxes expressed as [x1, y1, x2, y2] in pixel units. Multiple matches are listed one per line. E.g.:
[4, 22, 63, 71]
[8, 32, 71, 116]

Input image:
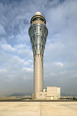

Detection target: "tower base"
[32, 87, 61, 100]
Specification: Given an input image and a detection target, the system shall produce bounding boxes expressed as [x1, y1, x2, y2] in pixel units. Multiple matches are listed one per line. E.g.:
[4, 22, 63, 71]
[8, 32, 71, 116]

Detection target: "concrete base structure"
[0, 102, 77, 116]
[33, 87, 61, 100]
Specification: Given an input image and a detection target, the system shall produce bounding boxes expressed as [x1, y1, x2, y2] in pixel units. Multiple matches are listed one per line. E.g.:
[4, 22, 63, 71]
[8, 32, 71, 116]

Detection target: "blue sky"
[0, 0, 77, 96]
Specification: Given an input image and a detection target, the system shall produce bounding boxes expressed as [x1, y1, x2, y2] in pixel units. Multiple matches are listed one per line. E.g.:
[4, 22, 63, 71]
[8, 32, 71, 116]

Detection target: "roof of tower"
[35, 12, 42, 15]
[30, 12, 46, 24]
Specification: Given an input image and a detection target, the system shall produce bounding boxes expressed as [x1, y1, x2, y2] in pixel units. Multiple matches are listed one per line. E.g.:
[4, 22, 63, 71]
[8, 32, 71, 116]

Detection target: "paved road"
[0, 102, 77, 116]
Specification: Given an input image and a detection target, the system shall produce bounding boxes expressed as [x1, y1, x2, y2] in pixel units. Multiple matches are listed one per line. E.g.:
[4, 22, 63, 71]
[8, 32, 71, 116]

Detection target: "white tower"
[29, 12, 48, 99]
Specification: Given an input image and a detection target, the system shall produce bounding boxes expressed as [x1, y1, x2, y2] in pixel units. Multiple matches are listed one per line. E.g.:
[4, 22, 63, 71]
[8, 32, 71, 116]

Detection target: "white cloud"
[53, 62, 64, 67]
[15, 44, 26, 49]
[15, 43, 32, 59]
[0, 24, 6, 35]
[0, 69, 7, 73]
[1, 44, 15, 52]
[24, 60, 33, 66]
[21, 67, 33, 72]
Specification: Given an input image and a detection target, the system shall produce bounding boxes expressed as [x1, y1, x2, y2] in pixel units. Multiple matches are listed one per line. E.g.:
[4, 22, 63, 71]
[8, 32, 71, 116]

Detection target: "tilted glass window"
[33, 17, 44, 22]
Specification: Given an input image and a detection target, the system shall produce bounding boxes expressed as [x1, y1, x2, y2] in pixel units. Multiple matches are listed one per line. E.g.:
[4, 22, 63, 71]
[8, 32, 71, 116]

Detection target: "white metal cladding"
[29, 23, 48, 55]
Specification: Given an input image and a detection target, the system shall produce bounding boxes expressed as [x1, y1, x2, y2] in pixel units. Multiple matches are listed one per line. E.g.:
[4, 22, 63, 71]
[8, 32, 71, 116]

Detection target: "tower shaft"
[34, 55, 43, 94]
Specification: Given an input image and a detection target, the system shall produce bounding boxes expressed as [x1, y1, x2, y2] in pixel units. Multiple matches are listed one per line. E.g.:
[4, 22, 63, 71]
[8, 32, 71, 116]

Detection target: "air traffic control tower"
[29, 12, 48, 99]
[29, 12, 60, 100]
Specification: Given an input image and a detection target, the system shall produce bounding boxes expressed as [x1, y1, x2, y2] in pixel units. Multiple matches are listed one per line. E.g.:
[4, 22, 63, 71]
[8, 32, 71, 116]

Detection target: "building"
[29, 12, 60, 100]
[32, 87, 61, 100]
